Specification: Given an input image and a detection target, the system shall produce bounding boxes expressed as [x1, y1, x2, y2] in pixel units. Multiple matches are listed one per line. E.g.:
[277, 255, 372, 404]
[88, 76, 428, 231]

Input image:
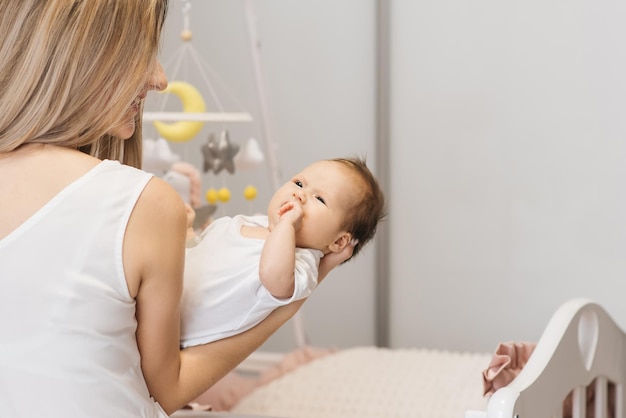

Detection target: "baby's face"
[268, 160, 357, 252]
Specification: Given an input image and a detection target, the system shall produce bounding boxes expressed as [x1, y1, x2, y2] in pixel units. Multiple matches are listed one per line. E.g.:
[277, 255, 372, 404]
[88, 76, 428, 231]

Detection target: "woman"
[0, 1, 352, 416]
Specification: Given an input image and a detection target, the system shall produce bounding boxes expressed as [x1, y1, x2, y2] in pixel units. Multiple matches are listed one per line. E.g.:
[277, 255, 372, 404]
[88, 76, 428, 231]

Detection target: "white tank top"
[0, 160, 167, 418]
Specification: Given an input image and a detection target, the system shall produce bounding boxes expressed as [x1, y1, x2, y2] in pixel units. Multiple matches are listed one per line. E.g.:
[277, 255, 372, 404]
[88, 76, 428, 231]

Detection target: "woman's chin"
[110, 120, 136, 140]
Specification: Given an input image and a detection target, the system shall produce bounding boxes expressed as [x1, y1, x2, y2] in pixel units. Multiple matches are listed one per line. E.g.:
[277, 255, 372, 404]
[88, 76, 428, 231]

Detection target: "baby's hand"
[277, 201, 303, 230]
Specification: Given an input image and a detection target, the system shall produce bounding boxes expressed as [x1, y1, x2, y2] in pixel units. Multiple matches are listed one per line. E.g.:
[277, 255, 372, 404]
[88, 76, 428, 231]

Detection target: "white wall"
[146, 0, 378, 350]
[389, 0, 626, 352]
[148, 0, 626, 356]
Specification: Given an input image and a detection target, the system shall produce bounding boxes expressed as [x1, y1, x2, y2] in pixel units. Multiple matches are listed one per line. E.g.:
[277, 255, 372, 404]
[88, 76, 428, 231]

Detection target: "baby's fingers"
[278, 202, 295, 216]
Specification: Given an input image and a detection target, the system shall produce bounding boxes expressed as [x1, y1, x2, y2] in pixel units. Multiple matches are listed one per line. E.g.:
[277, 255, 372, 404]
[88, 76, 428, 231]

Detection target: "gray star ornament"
[201, 133, 223, 174]
[217, 130, 240, 174]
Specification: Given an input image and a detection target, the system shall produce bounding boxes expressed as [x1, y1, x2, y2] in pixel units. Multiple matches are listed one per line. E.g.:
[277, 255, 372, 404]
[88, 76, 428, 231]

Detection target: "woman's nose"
[148, 60, 168, 92]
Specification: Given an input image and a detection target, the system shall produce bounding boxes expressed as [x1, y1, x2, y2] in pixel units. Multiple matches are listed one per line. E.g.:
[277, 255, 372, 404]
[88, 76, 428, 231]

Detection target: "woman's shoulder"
[119, 161, 187, 242]
[136, 175, 187, 218]
[123, 169, 187, 297]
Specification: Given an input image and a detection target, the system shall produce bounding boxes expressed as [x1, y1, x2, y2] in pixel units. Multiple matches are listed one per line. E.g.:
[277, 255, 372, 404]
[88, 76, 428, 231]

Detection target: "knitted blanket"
[231, 346, 491, 418]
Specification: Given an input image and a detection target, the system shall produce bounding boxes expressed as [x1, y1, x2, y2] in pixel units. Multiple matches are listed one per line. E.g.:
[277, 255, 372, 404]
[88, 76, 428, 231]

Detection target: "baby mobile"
[142, 0, 264, 229]
[144, 0, 311, 348]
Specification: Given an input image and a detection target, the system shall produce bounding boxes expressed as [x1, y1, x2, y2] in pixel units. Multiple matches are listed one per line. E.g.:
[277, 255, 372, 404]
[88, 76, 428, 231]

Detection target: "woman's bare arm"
[174, 300, 304, 410]
[124, 178, 188, 412]
[127, 181, 353, 414]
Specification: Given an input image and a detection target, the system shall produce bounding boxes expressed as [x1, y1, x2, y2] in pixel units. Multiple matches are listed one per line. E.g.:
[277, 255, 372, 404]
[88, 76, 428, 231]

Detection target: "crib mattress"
[172, 411, 281, 418]
[230, 346, 491, 418]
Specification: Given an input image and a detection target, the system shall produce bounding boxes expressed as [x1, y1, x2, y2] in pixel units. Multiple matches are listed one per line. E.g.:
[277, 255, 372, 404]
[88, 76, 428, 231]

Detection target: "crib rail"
[556, 377, 617, 418]
[467, 372, 620, 418]
[465, 299, 626, 418]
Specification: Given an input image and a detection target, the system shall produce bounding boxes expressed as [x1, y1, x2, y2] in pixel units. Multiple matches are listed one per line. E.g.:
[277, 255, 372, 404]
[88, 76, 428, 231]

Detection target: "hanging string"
[192, 50, 251, 124]
[181, 0, 191, 32]
[160, 45, 186, 78]
[158, 44, 189, 112]
[156, 0, 248, 117]
[243, 0, 307, 348]
[187, 46, 225, 112]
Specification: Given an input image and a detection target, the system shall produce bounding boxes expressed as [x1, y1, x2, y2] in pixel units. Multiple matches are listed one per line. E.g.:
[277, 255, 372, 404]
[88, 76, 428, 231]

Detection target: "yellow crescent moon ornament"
[154, 81, 206, 142]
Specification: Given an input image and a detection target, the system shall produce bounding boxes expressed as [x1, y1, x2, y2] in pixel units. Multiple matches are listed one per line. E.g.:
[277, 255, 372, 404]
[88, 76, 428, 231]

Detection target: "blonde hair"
[0, 0, 168, 168]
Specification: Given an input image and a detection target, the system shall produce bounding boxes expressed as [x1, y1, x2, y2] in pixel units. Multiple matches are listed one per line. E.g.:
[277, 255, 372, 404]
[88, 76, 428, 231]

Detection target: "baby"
[180, 157, 386, 347]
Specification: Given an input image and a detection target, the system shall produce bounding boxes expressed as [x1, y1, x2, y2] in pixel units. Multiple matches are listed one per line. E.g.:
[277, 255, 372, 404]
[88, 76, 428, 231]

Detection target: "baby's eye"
[294, 180, 303, 187]
[315, 195, 326, 205]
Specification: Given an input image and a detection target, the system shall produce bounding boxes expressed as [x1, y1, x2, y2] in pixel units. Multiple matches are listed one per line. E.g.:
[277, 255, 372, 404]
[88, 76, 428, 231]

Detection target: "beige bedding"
[229, 346, 490, 418]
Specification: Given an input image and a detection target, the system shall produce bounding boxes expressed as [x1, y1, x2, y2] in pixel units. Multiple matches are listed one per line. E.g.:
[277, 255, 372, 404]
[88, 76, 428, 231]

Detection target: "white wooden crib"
[174, 298, 626, 418]
[466, 298, 626, 418]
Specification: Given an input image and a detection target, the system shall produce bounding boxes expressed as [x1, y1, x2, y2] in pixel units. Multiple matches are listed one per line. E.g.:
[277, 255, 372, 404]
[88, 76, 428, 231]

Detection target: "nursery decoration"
[142, 0, 259, 217]
[233, 138, 265, 171]
[201, 131, 240, 175]
[217, 187, 231, 203]
[142, 138, 203, 209]
[142, 0, 253, 130]
[142, 0, 309, 347]
[142, 137, 180, 174]
[205, 188, 219, 205]
[204, 187, 231, 204]
[243, 185, 258, 201]
[153, 81, 207, 142]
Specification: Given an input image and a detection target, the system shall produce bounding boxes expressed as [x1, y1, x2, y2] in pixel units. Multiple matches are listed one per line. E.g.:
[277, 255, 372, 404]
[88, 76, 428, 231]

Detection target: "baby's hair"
[329, 156, 387, 258]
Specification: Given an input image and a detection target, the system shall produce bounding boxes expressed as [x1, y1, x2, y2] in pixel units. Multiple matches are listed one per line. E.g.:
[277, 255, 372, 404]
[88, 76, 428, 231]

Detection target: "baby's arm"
[258, 201, 303, 298]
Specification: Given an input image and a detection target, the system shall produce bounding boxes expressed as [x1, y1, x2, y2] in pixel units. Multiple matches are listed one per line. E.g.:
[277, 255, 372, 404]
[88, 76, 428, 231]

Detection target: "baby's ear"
[328, 232, 352, 253]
